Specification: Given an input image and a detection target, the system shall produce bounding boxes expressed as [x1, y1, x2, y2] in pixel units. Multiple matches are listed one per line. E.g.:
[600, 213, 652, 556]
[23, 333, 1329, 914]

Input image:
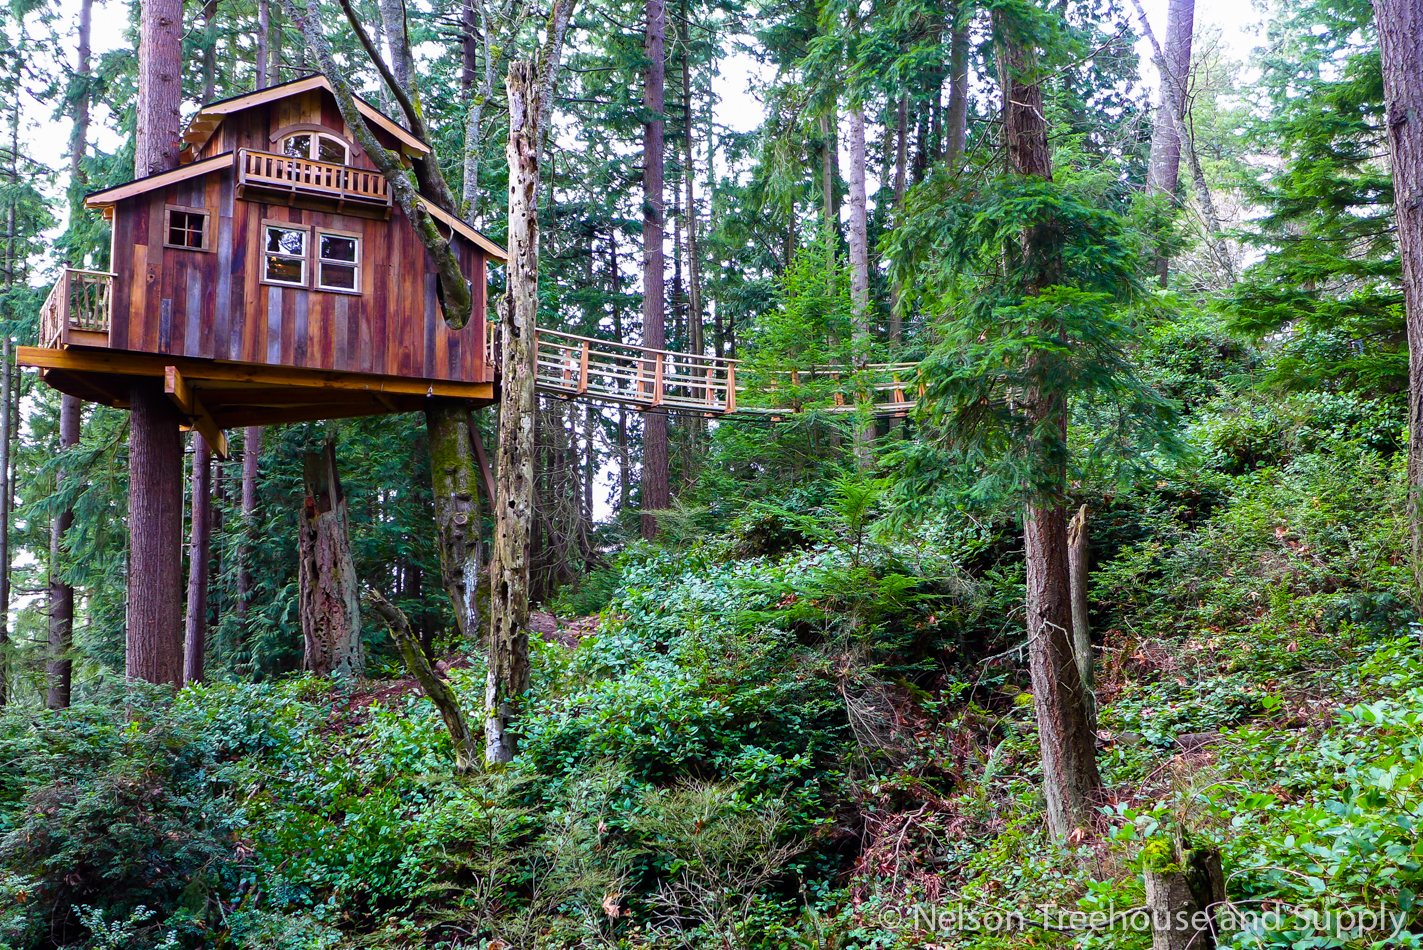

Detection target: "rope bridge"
[532, 327, 924, 419]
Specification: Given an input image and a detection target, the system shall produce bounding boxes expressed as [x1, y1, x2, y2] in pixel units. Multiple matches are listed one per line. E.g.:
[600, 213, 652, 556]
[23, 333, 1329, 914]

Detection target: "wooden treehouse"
[21, 75, 505, 457]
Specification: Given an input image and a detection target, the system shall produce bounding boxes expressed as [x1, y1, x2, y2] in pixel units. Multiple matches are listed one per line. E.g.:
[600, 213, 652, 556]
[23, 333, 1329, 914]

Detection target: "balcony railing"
[40, 268, 114, 349]
[236, 148, 392, 210]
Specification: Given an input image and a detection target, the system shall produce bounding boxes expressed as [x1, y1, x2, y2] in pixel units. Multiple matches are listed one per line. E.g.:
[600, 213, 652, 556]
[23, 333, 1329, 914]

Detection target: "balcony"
[236, 148, 393, 217]
[40, 268, 113, 349]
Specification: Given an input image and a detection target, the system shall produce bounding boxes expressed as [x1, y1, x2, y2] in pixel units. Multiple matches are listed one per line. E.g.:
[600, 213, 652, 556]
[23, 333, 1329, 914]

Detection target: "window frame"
[261, 221, 312, 289]
[314, 227, 363, 295]
[162, 204, 212, 253]
[279, 131, 351, 166]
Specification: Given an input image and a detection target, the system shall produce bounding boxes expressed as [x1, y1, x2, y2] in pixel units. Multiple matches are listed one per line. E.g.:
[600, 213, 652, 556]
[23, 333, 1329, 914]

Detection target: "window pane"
[317, 136, 348, 164]
[320, 235, 357, 262]
[282, 134, 311, 158]
[320, 263, 357, 290]
[169, 222, 188, 246]
[266, 256, 305, 284]
[267, 227, 305, 256]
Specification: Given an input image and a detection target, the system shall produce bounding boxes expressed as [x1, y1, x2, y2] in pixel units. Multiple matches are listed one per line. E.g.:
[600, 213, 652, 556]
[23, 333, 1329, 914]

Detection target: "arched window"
[281, 131, 350, 166]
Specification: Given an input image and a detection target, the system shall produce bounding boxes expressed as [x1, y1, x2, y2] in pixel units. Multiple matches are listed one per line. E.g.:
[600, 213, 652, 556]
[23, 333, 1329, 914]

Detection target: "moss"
[1142, 837, 1182, 874]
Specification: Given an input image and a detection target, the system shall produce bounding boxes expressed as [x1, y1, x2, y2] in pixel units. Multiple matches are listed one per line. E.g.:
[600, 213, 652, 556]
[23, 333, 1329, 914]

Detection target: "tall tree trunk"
[201, 0, 219, 104]
[379, 0, 415, 100]
[1375, 0, 1423, 601]
[298, 439, 363, 678]
[640, 0, 669, 540]
[0, 336, 8, 708]
[681, 14, 703, 359]
[127, 382, 185, 684]
[48, 389, 81, 708]
[184, 435, 212, 684]
[819, 111, 839, 237]
[945, 11, 970, 168]
[136, 0, 184, 178]
[236, 426, 260, 635]
[610, 237, 631, 511]
[846, 100, 873, 470]
[256, 0, 270, 87]
[999, 13, 1101, 840]
[129, 10, 186, 682]
[269, 3, 283, 84]
[426, 398, 483, 640]
[1067, 504, 1096, 731]
[889, 94, 908, 340]
[486, 60, 542, 764]
[1145, 0, 1194, 286]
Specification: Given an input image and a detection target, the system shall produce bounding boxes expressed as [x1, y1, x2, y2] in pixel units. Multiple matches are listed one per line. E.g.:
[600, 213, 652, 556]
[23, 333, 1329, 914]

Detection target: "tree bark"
[136, 0, 184, 178]
[487, 60, 541, 764]
[378, 0, 415, 94]
[846, 100, 873, 469]
[1375, 0, 1423, 601]
[426, 398, 483, 641]
[819, 111, 838, 237]
[370, 591, 479, 774]
[201, 0, 219, 105]
[184, 435, 212, 684]
[256, 0, 270, 87]
[1067, 504, 1096, 731]
[298, 439, 363, 677]
[998, 12, 1101, 840]
[1144, 842, 1224, 950]
[71, 0, 92, 189]
[0, 336, 8, 708]
[236, 426, 260, 634]
[269, 3, 283, 83]
[48, 390, 80, 708]
[641, 0, 669, 540]
[945, 12, 970, 168]
[127, 381, 185, 685]
[1145, 0, 1194, 199]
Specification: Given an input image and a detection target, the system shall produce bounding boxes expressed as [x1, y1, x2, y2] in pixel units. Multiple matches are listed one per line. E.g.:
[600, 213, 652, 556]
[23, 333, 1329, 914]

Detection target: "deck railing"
[744, 362, 925, 416]
[535, 328, 737, 414]
[40, 268, 114, 349]
[236, 148, 392, 208]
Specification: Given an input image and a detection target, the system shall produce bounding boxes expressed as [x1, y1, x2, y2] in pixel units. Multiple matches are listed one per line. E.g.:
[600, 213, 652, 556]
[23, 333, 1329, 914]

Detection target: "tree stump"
[1144, 838, 1225, 950]
[298, 439, 362, 678]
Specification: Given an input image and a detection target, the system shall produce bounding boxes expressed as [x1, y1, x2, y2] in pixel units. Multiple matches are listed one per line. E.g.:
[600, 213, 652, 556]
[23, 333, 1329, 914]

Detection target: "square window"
[317, 136, 348, 165]
[316, 231, 361, 293]
[165, 209, 208, 250]
[264, 225, 308, 286]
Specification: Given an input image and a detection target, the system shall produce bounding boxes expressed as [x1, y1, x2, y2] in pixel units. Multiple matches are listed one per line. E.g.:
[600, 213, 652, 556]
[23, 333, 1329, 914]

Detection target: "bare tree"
[184, 436, 212, 685]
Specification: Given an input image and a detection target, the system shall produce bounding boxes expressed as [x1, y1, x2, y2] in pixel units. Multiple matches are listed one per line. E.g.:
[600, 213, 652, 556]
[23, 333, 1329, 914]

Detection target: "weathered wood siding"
[108, 167, 491, 384]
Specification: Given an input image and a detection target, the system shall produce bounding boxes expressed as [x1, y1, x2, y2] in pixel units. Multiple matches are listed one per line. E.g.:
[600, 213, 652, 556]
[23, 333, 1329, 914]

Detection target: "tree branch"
[367, 589, 480, 775]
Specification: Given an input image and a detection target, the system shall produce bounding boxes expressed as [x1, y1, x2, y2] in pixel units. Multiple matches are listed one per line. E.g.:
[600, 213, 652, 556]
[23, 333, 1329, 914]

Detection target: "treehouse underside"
[20, 345, 495, 458]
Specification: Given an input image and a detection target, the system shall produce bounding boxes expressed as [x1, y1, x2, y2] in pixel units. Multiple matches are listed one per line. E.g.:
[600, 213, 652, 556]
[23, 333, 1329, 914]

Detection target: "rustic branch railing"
[534, 328, 737, 414]
[40, 269, 114, 349]
[236, 148, 392, 207]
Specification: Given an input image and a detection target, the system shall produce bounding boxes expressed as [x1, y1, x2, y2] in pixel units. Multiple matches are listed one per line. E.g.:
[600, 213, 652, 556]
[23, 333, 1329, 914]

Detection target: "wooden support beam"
[165, 366, 230, 460]
[18, 347, 495, 401]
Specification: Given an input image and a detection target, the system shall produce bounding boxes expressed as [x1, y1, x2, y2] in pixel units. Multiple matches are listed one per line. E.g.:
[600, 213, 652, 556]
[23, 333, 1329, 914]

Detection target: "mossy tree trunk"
[426, 398, 484, 642]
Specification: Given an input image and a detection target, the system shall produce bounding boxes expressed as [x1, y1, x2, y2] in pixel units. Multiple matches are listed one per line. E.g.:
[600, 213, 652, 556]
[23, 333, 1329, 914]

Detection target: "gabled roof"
[84, 153, 234, 209]
[179, 73, 430, 161]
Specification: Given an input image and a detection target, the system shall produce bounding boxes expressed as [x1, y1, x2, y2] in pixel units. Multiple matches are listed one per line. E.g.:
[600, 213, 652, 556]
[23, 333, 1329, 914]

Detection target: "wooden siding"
[108, 165, 491, 385]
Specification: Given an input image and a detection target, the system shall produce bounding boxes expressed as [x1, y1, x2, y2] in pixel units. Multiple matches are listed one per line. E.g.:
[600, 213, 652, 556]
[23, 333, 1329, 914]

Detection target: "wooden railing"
[40, 269, 114, 349]
[744, 363, 925, 417]
[534, 328, 737, 414]
[236, 148, 392, 208]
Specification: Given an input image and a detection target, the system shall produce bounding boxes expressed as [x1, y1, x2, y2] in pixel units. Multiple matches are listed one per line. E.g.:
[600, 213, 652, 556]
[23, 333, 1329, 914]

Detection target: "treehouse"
[21, 75, 505, 457]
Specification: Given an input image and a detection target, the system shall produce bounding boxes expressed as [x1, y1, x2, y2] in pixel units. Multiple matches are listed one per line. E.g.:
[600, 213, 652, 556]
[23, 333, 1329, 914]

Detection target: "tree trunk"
[136, 0, 184, 178]
[0, 336, 8, 708]
[1144, 842, 1225, 950]
[127, 381, 185, 685]
[201, 0, 219, 105]
[1145, 0, 1195, 286]
[378, 0, 415, 100]
[819, 111, 838, 237]
[945, 12, 970, 168]
[269, 3, 283, 83]
[184, 435, 212, 685]
[999, 12, 1101, 840]
[1375, 0, 1423, 601]
[641, 0, 669, 540]
[71, 0, 92, 190]
[846, 101, 873, 470]
[236, 426, 260, 633]
[426, 398, 483, 640]
[48, 392, 80, 708]
[298, 439, 363, 678]
[1067, 504, 1096, 731]
[256, 0, 270, 87]
[370, 591, 480, 774]
[487, 60, 541, 764]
